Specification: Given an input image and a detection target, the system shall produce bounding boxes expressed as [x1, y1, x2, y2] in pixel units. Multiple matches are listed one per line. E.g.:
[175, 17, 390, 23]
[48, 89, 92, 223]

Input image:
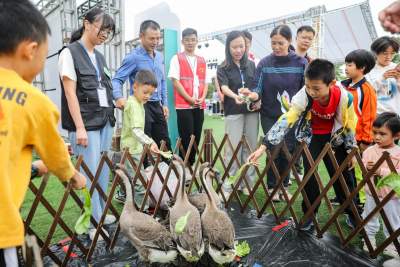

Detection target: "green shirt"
[121, 96, 146, 154]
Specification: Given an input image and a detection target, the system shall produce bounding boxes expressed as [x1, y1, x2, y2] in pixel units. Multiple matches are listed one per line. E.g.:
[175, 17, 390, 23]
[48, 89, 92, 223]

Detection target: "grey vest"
[60, 41, 115, 131]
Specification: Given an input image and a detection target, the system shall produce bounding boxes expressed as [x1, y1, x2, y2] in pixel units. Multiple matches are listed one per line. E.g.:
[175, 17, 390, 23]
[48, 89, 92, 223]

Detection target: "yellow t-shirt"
[0, 68, 75, 248]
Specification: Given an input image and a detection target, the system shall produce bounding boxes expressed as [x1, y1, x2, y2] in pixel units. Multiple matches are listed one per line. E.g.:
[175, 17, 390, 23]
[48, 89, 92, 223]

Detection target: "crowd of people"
[3, 0, 400, 265]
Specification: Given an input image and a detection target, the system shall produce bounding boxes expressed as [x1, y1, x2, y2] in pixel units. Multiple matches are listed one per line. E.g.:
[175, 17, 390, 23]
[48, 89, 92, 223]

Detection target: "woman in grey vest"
[58, 8, 116, 240]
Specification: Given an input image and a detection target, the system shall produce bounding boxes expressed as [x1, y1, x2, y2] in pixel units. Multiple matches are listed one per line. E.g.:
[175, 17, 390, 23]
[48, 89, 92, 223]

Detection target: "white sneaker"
[384, 243, 400, 258]
[89, 227, 109, 241]
[383, 258, 400, 267]
[363, 237, 376, 251]
[268, 189, 280, 202]
[241, 188, 250, 196]
[280, 188, 292, 201]
[382, 258, 400, 267]
[104, 214, 116, 225]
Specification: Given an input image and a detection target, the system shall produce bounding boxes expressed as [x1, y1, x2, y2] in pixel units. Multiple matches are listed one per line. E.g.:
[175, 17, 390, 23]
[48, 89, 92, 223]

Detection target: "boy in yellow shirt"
[0, 0, 85, 264]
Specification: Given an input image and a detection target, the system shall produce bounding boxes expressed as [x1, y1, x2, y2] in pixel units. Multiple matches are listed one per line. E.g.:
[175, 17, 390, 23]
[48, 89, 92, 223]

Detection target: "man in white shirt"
[168, 28, 208, 165]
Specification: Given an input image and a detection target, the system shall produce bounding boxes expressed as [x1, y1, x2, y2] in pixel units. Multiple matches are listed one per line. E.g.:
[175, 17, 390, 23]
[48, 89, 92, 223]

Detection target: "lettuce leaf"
[377, 172, 400, 197]
[235, 240, 250, 257]
[175, 211, 191, 235]
[75, 188, 92, 235]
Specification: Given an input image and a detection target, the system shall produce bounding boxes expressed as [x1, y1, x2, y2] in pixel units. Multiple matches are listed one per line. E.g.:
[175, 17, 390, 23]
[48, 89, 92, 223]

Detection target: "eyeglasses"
[91, 24, 112, 37]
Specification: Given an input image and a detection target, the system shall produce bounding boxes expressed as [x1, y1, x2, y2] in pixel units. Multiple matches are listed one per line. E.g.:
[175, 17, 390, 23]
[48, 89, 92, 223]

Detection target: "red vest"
[175, 52, 207, 109]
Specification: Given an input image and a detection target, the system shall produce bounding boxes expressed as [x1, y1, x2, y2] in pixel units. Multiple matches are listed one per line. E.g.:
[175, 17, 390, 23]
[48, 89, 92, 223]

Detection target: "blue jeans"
[69, 122, 113, 223]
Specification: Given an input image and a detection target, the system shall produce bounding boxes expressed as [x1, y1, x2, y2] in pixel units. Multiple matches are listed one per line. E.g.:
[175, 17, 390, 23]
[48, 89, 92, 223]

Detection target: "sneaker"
[288, 179, 292, 186]
[384, 243, 400, 258]
[268, 189, 280, 202]
[280, 187, 292, 201]
[300, 219, 314, 231]
[363, 236, 376, 251]
[89, 227, 109, 241]
[291, 170, 303, 181]
[383, 258, 400, 267]
[104, 214, 116, 225]
[241, 188, 250, 196]
[345, 215, 357, 229]
[330, 197, 340, 206]
[114, 190, 126, 203]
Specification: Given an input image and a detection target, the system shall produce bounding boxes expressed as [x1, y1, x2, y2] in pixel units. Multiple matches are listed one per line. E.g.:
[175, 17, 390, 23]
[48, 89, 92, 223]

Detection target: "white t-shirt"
[58, 46, 99, 82]
[366, 62, 400, 114]
[168, 54, 200, 101]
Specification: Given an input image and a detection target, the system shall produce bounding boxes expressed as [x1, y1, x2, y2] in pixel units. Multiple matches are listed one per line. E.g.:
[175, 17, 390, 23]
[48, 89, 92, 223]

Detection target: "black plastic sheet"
[44, 203, 384, 267]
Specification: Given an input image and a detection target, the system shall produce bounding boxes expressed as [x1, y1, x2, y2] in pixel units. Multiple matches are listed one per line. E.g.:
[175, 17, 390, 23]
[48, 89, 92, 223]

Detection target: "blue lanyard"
[239, 68, 245, 88]
[78, 40, 101, 82]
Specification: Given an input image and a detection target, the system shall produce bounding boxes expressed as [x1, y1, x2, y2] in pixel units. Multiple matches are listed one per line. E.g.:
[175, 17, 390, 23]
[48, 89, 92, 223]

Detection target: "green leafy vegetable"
[159, 150, 173, 159]
[377, 173, 400, 197]
[227, 162, 253, 185]
[235, 240, 251, 257]
[186, 255, 200, 262]
[75, 188, 92, 234]
[175, 211, 191, 235]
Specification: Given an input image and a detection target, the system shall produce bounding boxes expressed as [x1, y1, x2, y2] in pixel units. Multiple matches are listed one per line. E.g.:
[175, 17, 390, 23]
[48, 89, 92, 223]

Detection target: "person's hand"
[70, 170, 86, 190]
[76, 127, 88, 147]
[238, 87, 251, 96]
[383, 69, 400, 79]
[234, 94, 245, 105]
[247, 145, 267, 164]
[32, 160, 48, 176]
[248, 92, 259, 101]
[115, 98, 126, 110]
[251, 100, 261, 111]
[366, 161, 376, 172]
[192, 98, 200, 107]
[197, 95, 206, 106]
[348, 157, 357, 170]
[150, 142, 160, 154]
[379, 1, 400, 33]
[359, 142, 370, 153]
[188, 97, 196, 106]
[162, 106, 169, 119]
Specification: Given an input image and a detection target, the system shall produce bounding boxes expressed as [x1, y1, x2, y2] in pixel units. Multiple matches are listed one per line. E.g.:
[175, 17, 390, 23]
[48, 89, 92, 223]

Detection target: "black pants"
[261, 115, 297, 188]
[302, 134, 359, 220]
[176, 108, 204, 165]
[144, 101, 171, 151]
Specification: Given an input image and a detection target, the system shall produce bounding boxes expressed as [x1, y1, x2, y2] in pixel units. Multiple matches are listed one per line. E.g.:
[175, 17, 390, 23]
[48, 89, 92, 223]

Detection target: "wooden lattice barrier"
[23, 129, 400, 265]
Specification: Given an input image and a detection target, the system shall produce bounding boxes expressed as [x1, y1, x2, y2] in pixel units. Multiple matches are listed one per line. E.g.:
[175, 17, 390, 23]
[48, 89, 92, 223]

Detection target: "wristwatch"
[31, 165, 39, 179]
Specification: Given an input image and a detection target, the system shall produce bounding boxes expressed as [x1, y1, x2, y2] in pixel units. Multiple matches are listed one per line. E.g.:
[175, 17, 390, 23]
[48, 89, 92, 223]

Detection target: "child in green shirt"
[116, 70, 160, 202]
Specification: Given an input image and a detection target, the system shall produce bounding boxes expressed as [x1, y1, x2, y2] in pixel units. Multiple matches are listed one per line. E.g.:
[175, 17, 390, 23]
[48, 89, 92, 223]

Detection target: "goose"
[200, 164, 236, 265]
[188, 163, 223, 213]
[169, 156, 205, 262]
[115, 166, 178, 264]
